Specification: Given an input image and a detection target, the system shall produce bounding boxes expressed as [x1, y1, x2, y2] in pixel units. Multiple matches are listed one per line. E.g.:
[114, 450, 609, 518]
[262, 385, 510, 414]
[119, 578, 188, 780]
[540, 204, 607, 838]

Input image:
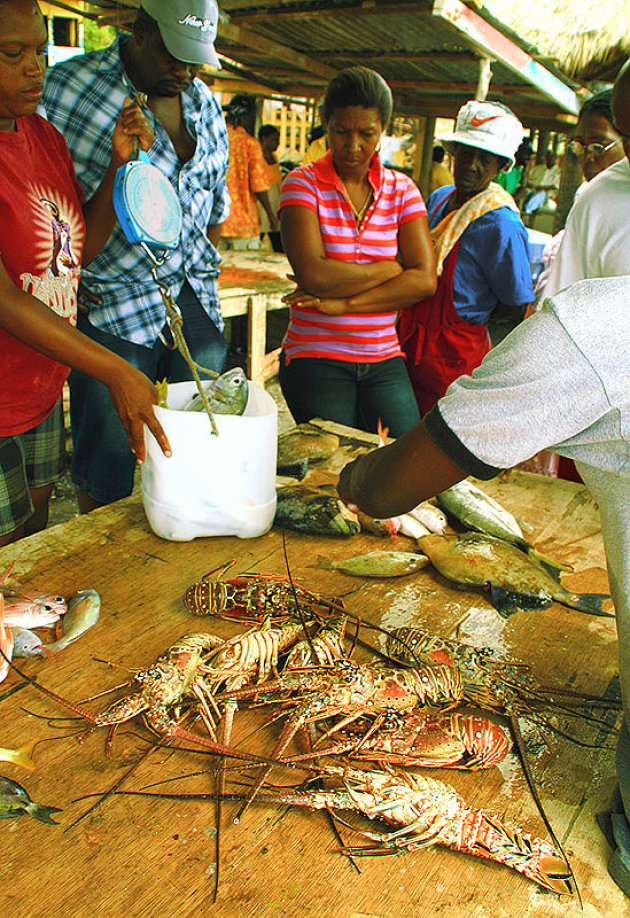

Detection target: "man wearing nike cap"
[398, 100, 533, 416]
[42, 0, 231, 514]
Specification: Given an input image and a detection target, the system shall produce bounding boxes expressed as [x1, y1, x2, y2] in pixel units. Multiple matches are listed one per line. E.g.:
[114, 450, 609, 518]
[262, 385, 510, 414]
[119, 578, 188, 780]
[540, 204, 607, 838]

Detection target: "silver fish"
[182, 368, 249, 415]
[41, 589, 100, 656]
[0, 776, 61, 824]
[11, 627, 46, 659]
[436, 480, 571, 572]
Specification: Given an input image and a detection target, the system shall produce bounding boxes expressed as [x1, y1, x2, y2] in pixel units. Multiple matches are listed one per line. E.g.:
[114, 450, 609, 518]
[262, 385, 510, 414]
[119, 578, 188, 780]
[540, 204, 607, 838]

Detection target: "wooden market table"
[217, 251, 293, 387]
[0, 421, 628, 918]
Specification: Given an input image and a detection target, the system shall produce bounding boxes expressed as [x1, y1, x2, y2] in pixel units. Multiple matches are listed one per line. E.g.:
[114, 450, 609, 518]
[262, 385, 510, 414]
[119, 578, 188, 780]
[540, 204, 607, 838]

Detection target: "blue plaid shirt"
[42, 37, 230, 345]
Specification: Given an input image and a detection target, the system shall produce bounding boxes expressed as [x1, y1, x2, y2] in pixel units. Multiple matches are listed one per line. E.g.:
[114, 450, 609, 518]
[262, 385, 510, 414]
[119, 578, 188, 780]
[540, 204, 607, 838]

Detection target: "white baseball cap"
[441, 101, 524, 166]
[141, 0, 221, 69]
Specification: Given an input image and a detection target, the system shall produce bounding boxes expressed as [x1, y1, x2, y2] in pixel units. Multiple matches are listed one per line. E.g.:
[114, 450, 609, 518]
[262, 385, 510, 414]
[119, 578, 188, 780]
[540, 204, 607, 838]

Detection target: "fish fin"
[30, 803, 63, 825]
[570, 593, 614, 617]
[276, 459, 309, 480]
[521, 543, 574, 576]
[488, 584, 553, 618]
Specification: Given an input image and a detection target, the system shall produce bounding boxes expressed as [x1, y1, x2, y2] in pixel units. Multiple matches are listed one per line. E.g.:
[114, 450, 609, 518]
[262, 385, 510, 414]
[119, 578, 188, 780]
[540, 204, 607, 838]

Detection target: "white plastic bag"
[141, 380, 278, 541]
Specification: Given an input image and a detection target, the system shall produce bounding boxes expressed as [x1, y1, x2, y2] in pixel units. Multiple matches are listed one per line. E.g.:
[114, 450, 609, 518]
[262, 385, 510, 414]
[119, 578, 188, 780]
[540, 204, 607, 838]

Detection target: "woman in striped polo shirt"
[278, 67, 437, 438]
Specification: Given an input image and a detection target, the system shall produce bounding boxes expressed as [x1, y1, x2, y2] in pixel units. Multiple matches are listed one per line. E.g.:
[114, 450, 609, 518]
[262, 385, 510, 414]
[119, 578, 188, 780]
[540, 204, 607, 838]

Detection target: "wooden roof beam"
[432, 0, 580, 115]
[225, 0, 431, 23]
[218, 21, 337, 80]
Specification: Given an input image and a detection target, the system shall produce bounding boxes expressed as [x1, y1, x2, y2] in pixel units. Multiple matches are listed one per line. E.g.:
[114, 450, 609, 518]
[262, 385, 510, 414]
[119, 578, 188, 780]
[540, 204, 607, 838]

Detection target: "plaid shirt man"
[42, 36, 230, 346]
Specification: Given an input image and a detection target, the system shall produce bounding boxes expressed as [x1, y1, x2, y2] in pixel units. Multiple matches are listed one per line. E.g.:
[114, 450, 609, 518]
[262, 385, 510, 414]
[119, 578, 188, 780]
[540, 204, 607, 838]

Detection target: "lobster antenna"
[509, 715, 582, 906]
[281, 531, 318, 659]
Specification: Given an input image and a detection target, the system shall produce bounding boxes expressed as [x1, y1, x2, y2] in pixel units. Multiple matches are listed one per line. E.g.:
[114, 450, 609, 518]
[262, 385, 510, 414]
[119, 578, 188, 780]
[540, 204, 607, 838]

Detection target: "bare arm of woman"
[0, 259, 170, 462]
[82, 99, 154, 266]
[284, 215, 437, 315]
[281, 204, 403, 297]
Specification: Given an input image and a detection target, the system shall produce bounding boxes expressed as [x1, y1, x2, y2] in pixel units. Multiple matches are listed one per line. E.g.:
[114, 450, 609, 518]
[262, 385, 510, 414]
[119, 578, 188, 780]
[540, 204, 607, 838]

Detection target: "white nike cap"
[441, 100, 524, 166]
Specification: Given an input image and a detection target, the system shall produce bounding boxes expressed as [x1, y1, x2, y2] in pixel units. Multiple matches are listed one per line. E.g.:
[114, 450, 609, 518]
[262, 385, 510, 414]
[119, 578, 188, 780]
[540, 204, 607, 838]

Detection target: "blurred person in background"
[429, 145, 454, 196]
[221, 94, 279, 250]
[257, 124, 283, 252]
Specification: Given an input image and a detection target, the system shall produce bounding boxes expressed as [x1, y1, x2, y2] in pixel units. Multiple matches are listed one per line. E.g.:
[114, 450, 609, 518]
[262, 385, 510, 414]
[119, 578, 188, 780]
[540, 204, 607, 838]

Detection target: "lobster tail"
[459, 809, 574, 894]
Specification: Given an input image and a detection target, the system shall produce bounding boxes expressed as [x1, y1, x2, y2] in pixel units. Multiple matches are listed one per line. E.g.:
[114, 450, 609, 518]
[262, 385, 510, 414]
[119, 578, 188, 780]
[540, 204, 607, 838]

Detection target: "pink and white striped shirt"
[279, 151, 427, 363]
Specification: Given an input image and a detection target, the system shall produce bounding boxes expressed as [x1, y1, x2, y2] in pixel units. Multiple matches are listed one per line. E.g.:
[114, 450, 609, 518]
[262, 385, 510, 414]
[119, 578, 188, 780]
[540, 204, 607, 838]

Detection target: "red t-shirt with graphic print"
[0, 113, 85, 436]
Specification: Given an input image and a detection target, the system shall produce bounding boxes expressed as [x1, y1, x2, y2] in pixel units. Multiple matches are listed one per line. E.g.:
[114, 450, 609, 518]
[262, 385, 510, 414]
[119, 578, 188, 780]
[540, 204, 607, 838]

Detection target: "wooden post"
[412, 116, 426, 186]
[418, 116, 436, 200]
[247, 294, 268, 388]
[475, 57, 492, 101]
[554, 143, 583, 232]
[536, 129, 550, 161]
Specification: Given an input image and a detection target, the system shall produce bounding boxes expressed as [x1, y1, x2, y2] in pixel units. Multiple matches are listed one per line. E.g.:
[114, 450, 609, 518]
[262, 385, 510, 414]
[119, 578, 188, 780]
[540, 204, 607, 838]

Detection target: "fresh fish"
[407, 501, 448, 534]
[275, 485, 359, 537]
[417, 532, 613, 618]
[181, 368, 249, 415]
[436, 480, 571, 572]
[355, 511, 401, 537]
[1, 591, 67, 629]
[277, 424, 339, 467]
[0, 594, 13, 684]
[0, 740, 37, 771]
[0, 776, 61, 824]
[40, 589, 101, 656]
[398, 513, 431, 540]
[11, 627, 46, 659]
[320, 551, 430, 578]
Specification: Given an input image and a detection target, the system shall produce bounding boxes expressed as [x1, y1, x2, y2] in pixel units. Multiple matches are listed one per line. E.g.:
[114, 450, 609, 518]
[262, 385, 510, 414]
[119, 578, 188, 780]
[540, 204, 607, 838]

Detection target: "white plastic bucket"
[141, 380, 278, 541]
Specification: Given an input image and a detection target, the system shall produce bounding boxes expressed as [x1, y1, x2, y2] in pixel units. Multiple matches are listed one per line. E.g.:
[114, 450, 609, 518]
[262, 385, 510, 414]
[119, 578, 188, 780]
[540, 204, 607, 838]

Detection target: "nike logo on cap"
[469, 114, 502, 127]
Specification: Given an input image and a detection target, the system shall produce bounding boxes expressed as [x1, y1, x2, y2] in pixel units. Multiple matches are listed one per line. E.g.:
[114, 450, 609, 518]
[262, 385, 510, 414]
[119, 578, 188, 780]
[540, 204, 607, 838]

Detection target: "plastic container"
[141, 380, 278, 541]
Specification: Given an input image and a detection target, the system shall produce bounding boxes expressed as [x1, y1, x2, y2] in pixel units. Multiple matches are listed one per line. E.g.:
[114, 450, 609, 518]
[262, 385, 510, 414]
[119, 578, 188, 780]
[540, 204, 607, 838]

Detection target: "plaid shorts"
[0, 400, 65, 535]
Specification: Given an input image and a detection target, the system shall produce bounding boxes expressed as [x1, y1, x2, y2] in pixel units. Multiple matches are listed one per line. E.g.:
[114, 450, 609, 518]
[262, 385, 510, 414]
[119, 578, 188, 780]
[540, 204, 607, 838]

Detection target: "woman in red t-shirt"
[0, 0, 170, 545]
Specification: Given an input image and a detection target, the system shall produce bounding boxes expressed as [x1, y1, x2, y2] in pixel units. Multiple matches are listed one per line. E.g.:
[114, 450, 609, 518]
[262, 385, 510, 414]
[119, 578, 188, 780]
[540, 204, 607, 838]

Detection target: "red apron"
[398, 239, 491, 417]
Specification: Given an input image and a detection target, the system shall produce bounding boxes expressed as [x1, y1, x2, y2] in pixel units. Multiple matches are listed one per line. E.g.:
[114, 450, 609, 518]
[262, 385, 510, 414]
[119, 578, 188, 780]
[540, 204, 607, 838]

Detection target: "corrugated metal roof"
[52, 0, 585, 128]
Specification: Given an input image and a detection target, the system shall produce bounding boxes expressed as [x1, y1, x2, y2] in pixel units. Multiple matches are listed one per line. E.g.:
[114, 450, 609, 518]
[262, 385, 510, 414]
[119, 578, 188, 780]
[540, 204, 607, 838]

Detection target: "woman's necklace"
[341, 180, 372, 224]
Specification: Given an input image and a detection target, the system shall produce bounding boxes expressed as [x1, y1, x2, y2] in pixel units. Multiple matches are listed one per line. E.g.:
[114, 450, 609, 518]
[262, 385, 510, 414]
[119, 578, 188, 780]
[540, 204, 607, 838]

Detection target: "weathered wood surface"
[0, 422, 627, 918]
[218, 251, 293, 310]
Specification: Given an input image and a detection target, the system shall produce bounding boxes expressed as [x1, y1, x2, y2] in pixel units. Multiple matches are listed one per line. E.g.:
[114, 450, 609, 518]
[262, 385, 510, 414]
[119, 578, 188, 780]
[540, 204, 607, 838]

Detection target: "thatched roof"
[483, 0, 630, 83]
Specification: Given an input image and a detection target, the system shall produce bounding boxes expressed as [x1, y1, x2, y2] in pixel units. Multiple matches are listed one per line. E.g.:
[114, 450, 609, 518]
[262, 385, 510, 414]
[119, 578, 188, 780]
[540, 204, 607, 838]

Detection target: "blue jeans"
[279, 353, 421, 438]
[70, 282, 227, 504]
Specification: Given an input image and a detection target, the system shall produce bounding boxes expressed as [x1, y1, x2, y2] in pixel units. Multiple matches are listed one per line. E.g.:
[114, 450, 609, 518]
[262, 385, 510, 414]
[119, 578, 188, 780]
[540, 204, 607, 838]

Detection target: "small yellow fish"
[320, 551, 430, 578]
[0, 739, 37, 771]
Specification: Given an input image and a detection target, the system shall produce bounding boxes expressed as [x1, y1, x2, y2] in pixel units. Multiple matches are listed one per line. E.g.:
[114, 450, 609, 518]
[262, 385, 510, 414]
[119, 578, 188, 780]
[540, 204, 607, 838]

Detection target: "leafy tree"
[83, 19, 117, 52]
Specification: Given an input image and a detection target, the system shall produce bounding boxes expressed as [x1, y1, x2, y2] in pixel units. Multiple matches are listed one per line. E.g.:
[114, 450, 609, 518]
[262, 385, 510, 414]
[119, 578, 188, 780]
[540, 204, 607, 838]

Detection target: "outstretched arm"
[0, 259, 170, 463]
[337, 420, 465, 518]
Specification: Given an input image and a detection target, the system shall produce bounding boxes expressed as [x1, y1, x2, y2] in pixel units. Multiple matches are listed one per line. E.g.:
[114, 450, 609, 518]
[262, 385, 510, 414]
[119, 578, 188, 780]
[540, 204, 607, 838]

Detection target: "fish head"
[210, 368, 249, 415]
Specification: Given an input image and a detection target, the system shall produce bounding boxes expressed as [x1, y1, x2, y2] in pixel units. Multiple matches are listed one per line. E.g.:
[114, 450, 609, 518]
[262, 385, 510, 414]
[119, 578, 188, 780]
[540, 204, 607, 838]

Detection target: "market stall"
[0, 422, 626, 918]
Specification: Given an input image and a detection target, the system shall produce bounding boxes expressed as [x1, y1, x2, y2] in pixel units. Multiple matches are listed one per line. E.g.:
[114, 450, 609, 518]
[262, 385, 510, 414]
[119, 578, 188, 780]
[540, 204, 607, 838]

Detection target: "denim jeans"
[279, 353, 421, 438]
[70, 281, 227, 504]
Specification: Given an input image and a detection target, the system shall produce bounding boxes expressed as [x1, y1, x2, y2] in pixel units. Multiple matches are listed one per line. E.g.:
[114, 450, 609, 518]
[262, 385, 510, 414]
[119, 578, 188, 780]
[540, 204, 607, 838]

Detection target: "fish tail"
[569, 593, 614, 617]
[28, 802, 63, 825]
[317, 556, 333, 570]
[4, 739, 38, 771]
